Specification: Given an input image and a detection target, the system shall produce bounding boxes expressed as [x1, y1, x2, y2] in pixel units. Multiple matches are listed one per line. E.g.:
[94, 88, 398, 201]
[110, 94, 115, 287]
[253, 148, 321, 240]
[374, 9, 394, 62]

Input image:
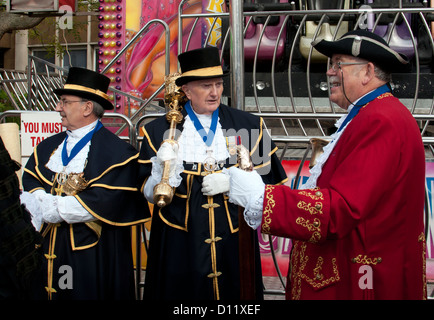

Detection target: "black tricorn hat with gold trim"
[54, 67, 114, 110]
[175, 47, 229, 86]
[311, 29, 409, 72]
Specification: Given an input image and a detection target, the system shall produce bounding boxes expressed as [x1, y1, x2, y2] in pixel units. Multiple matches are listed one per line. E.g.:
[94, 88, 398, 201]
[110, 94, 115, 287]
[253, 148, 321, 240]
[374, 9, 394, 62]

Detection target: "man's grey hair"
[352, 56, 392, 83]
[373, 63, 392, 83]
[90, 100, 105, 119]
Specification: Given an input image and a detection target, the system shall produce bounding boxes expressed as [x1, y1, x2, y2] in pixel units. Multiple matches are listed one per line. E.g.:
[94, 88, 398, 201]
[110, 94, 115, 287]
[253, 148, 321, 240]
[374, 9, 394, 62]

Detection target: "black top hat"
[175, 47, 229, 86]
[311, 29, 409, 72]
[54, 67, 114, 110]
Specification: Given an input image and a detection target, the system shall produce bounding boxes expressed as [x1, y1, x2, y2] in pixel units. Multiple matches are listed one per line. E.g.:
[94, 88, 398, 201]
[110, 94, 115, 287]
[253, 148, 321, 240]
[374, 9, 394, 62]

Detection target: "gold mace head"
[309, 138, 329, 169]
[164, 73, 187, 110]
[153, 181, 174, 207]
[237, 144, 253, 172]
[62, 173, 87, 196]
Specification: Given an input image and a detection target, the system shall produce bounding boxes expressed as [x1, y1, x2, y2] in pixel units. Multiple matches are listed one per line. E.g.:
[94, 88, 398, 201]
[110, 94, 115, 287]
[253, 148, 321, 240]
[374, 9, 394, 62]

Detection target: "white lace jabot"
[178, 111, 229, 164]
[46, 120, 98, 174]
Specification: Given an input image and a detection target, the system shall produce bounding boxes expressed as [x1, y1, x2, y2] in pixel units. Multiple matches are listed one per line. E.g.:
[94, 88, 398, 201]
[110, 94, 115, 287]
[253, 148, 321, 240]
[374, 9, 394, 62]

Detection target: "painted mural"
[124, 0, 226, 115]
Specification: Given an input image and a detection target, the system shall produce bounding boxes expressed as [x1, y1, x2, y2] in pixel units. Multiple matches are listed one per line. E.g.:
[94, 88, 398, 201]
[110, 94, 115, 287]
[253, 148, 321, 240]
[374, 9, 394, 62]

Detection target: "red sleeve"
[261, 185, 331, 244]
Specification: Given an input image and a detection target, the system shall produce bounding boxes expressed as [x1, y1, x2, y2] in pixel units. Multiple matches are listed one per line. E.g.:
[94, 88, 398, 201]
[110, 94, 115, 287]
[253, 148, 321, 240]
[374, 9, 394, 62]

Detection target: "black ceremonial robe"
[22, 126, 150, 300]
[0, 137, 42, 299]
[139, 104, 287, 300]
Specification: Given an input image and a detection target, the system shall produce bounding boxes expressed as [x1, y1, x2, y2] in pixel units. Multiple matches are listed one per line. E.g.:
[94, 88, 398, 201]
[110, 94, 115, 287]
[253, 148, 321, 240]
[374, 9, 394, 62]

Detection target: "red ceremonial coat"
[261, 92, 427, 300]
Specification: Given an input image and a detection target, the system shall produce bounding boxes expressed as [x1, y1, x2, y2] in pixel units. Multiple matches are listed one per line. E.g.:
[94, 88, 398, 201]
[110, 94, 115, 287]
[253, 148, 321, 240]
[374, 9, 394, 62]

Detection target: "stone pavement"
[263, 276, 285, 300]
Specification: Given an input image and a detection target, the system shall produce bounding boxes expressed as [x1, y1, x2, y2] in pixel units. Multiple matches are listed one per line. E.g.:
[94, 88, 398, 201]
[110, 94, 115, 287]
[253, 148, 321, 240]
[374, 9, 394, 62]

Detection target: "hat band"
[181, 66, 223, 78]
[341, 35, 408, 65]
[63, 84, 109, 100]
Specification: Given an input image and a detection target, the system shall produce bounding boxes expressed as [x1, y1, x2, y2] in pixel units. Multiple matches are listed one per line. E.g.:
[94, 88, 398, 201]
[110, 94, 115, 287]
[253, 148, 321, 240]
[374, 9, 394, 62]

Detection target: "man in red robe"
[226, 30, 426, 300]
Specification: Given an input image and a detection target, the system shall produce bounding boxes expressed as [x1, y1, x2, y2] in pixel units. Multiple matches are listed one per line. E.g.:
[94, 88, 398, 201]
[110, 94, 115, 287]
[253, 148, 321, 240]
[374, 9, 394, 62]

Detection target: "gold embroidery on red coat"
[419, 232, 427, 300]
[289, 241, 306, 300]
[261, 185, 275, 234]
[289, 241, 340, 299]
[297, 201, 323, 215]
[297, 188, 324, 215]
[313, 257, 324, 281]
[302, 257, 340, 289]
[376, 92, 392, 100]
[296, 217, 321, 243]
[296, 217, 320, 232]
[351, 254, 382, 265]
[309, 232, 322, 244]
[298, 188, 324, 201]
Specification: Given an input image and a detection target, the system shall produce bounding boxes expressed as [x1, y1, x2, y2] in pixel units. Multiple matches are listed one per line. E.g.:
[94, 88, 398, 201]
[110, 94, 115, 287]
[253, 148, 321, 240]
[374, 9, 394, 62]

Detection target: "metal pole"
[230, 0, 244, 111]
[230, 0, 257, 300]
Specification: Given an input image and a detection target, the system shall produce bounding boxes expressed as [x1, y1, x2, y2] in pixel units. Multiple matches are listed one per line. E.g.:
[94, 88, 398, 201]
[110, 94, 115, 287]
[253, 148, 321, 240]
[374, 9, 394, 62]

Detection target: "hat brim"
[54, 88, 114, 110]
[312, 34, 409, 72]
[175, 72, 229, 86]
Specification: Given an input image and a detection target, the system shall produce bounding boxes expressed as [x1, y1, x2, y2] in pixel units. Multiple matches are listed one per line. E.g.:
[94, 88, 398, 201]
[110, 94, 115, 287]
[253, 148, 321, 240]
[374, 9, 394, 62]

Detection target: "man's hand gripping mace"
[153, 73, 187, 207]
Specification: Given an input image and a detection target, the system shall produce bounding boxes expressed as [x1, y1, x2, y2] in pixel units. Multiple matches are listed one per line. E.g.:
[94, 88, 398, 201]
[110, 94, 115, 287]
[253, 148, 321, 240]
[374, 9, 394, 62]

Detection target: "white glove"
[155, 141, 183, 185]
[225, 167, 266, 230]
[32, 190, 63, 224]
[144, 141, 184, 203]
[225, 167, 265, 208]
[201, 172, 230, 196]
[20, 191, 43, 230]
[157, 141, 178, 163]
[22, 190, 95, 225]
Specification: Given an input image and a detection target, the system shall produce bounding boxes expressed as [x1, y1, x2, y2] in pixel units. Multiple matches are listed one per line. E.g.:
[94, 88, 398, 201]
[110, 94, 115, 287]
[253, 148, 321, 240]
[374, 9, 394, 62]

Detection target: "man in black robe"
[21, 67, 150, 300]
[139, 47, 287, 300]
[0, 137, 42, 299]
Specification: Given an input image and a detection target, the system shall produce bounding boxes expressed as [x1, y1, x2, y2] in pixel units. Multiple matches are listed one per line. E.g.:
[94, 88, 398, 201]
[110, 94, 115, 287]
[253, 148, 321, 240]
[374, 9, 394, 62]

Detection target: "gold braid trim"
[296, 201, 323, 215]
[351, 254, 382, 265]
[298, 188, 324, 201]
[295, 216, 321, 244]
[262, 185, 275, 234]
[419, 232, 427, 300]
[301, 258, 340, 289]
[289, 241, 340, 299]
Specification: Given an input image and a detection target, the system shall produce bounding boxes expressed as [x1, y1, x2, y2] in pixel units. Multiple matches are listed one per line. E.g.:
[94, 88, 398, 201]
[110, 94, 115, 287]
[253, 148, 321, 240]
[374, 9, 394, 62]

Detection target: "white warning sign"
[21, 111, 65, 161]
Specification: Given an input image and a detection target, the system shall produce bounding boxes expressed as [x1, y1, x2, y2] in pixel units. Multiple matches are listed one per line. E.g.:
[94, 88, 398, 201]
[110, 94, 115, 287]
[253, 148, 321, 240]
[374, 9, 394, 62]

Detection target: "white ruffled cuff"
[243, 192, 264, 230]
[32, 190, 63, 224]
[150, 156, 184, 188]
[144, 156, 184, 204]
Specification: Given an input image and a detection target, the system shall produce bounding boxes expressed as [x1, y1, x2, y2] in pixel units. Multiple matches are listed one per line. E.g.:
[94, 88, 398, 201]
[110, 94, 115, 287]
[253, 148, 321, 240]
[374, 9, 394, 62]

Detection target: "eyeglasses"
[329, 61, 368, 72]
[56, 99, 87, 107]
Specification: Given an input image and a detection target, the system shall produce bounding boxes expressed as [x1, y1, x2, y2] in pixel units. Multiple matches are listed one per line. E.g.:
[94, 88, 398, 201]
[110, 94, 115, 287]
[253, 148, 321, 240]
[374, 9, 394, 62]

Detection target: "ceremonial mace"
[153, 73, 187, 207]
[236, 143, 257, 300]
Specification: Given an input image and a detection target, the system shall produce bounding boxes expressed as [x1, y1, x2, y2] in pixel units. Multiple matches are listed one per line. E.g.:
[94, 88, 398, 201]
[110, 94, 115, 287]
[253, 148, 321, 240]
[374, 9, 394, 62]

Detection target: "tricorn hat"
[311, 29, 409, 72]
[54, 67, 114, 110]
[175, 47, 229, 86]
